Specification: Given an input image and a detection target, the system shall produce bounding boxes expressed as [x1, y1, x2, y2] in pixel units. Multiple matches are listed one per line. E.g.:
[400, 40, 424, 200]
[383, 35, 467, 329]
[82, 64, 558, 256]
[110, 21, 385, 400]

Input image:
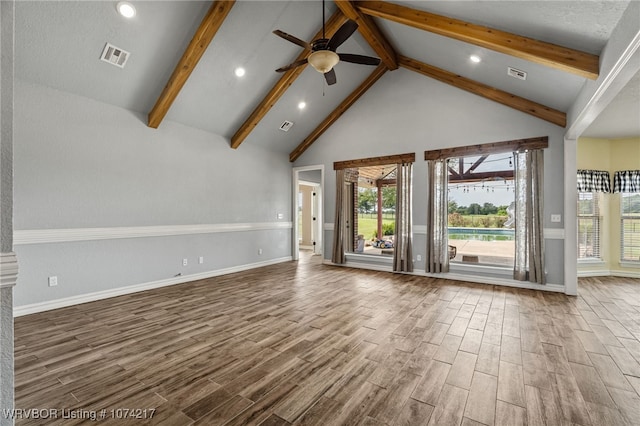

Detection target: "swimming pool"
[448, 227, 515, 241]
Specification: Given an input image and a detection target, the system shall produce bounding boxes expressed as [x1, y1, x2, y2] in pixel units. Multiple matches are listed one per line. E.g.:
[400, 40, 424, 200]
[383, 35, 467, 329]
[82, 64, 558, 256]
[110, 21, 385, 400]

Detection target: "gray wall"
[298, 169, 321, 184]
[13, 80, 293, 307]
[0, 0, 15, 421]
[295, 68, 566, 284]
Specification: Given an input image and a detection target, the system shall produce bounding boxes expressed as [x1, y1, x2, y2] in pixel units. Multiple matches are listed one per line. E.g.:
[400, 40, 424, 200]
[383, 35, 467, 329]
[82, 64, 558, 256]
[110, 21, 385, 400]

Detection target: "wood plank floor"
[14, 253, 640, 425]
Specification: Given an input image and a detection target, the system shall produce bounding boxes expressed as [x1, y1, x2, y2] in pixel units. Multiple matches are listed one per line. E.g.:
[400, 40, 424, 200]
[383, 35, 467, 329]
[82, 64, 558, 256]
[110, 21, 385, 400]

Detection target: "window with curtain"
[426, 137, 548, 284]
[614, 170, 640, 262]
[576, 170, 609, 262]
[332, 154, 415, 269]
[577, 192, 602, 260]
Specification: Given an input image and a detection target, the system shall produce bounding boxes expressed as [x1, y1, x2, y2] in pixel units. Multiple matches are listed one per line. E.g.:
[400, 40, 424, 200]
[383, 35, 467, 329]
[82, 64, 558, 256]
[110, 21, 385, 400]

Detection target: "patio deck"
[361, 239, 515, 266]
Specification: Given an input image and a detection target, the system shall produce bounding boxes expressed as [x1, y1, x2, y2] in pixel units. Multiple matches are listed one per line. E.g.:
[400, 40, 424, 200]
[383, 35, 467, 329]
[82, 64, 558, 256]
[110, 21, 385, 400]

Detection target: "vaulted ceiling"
[15, 1, 638, 161]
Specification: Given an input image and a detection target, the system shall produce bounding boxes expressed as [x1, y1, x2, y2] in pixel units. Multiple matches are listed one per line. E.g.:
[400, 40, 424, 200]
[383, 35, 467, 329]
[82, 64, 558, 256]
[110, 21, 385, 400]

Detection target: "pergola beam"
[357, 1, 599, 79]
[449, 170, 514, 183]
[335, 1, 398, 70]
[148, 1, 236, 129]
[399, 55, 566, 127]
[290, 64, 388, 162]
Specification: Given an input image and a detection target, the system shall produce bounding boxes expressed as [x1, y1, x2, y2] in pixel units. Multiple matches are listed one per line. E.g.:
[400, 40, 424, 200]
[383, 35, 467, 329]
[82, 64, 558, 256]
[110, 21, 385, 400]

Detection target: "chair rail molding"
[0, 252, 18, 288]
[14, 222, 293, 245]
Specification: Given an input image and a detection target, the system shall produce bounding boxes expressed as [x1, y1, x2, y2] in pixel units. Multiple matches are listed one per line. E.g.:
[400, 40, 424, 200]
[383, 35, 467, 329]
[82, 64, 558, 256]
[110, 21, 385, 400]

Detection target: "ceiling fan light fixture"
[308, 50, 339, 74]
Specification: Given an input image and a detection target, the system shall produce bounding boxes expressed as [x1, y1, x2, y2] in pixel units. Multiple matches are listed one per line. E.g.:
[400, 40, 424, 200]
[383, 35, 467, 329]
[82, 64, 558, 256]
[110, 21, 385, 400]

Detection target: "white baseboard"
[578, 269, 612, 277]
[324, 259, 393, 272]
[609, 269, 640, 279]
[14, 256, 292, 317]
[323, 259, 565, 293]
[421, 271, 565, 293]
[578, 269, 640, 278]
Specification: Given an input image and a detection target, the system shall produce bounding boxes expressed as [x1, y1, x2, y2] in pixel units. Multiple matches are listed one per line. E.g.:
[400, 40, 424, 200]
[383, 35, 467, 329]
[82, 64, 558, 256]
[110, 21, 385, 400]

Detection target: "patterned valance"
[577, 170, 611, 193]
[613, 170, 640, 193]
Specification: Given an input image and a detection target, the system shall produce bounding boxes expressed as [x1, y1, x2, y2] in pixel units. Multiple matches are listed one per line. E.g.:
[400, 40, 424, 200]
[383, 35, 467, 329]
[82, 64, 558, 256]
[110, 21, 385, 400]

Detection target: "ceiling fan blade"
[275, 58, 308, 73]
[273, 30, 311, 50]
[339, 53, 381, 66]
[324, 68, 337, 85]
[327, 20, 358, 51]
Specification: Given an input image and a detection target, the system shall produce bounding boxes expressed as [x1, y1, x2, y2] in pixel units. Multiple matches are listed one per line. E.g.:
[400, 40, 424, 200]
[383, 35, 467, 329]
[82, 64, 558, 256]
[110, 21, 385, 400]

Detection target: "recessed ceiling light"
[470, 55, 481, 63]
[234, 67, 246, 77]
[298, 101, 306, 110]
[116, 1, 136, 18]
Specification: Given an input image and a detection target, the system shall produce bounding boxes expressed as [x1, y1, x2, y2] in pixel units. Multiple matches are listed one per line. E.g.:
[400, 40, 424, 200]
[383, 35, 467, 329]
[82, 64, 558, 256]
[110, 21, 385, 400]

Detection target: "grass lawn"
[358, 214, 394, 240]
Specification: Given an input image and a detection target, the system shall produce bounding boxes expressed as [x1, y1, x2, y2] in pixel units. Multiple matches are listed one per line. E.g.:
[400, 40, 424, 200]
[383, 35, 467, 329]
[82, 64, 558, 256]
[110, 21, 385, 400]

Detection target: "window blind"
[577, 192, 601, 260]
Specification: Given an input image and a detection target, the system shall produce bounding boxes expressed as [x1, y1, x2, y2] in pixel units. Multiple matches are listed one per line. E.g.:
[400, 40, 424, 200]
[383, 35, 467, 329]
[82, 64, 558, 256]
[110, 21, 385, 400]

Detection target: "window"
[621, 192, 640, 262]
[333, 153, 414, 264]
[447, 154, 515, 267]
[577, 192, 602, 260]
[352, 165, 397, 256]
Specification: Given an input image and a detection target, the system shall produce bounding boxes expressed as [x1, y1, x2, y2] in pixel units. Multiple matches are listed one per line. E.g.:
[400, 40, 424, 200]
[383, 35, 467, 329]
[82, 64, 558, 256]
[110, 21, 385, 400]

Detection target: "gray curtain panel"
[332, 169, 346, 264]
[513, 150, 545, 284]
[426, 159, 449, 273]
[394, 162, 413, 272]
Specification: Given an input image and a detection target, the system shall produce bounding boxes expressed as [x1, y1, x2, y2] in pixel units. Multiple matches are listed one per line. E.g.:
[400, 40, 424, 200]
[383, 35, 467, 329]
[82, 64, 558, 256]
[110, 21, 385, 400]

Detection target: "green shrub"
[382, 222, 395, 236]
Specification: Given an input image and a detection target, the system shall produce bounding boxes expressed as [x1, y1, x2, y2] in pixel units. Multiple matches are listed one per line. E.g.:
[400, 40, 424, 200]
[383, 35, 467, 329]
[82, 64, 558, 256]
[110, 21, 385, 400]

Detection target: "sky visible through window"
[448, 154, 515, 207]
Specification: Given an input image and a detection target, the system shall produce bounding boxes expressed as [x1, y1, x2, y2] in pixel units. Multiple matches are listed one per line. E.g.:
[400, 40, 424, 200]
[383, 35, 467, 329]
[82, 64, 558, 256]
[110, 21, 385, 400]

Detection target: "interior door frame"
[292, 165, 324, 261]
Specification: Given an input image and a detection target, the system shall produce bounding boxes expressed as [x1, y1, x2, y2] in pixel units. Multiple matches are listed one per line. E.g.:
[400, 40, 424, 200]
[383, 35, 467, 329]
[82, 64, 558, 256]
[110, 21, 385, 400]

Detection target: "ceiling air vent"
[507, 66, 527, 81]
[100, 43, 130, 68]
[279, 120, 294, 132]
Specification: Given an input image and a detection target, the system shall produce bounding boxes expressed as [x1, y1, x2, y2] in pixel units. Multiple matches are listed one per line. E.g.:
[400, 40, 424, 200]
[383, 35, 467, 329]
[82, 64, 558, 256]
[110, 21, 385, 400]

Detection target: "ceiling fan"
[272, 2, 381, 85]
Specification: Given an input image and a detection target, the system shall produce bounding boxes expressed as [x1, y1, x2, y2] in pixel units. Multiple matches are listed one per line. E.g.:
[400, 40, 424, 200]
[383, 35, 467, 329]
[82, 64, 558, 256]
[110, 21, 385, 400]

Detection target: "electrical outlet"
[182, 258, 188, 266]
[199, 256, 204, 264]
[48, 276, 58, 287]
[258, 248, 263, 255]
[277, 213, 284, 220]
[416, 254, 422, 261]
[551, 214, 562, 223]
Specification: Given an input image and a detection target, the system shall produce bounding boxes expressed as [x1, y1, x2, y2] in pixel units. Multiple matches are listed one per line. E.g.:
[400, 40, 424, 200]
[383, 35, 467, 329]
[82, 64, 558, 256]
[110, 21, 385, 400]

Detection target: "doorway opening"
[293, 166, 324, 261]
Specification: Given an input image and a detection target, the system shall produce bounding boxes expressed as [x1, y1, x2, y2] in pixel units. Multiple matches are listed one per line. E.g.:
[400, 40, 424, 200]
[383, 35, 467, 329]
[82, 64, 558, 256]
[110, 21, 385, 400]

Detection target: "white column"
[564, 138, 578, 296]
[0, 0, 16, 422]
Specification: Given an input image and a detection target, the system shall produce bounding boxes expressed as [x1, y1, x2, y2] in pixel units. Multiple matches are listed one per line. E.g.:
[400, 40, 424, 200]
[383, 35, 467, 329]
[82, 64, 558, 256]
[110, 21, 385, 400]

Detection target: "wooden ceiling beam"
[230, 11, 347, 149]
[290, 64, 388, 162]
[335, 1, 398, 70]
[148, 1, 236, 129]
[399, 55, 566, 127]
[357, 1, 599, 80]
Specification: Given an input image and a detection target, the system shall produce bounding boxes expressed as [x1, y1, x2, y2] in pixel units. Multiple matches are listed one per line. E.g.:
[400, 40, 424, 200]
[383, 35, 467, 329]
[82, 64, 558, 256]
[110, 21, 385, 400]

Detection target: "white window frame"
[577, 192, 602, 261]
[620, 193, 640, 263]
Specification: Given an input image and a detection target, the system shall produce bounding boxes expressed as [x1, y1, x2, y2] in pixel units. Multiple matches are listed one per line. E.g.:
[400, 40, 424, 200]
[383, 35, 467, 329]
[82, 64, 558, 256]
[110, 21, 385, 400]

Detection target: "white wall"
[295, 68, 567, 285]
[13, 80, 293, 310]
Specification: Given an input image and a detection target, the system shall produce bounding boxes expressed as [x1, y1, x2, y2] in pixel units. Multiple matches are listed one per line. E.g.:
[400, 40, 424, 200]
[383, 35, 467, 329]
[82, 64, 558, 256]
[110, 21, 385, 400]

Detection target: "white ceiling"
[14, 1, 639, 155]
[582, 68, 640, 139]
